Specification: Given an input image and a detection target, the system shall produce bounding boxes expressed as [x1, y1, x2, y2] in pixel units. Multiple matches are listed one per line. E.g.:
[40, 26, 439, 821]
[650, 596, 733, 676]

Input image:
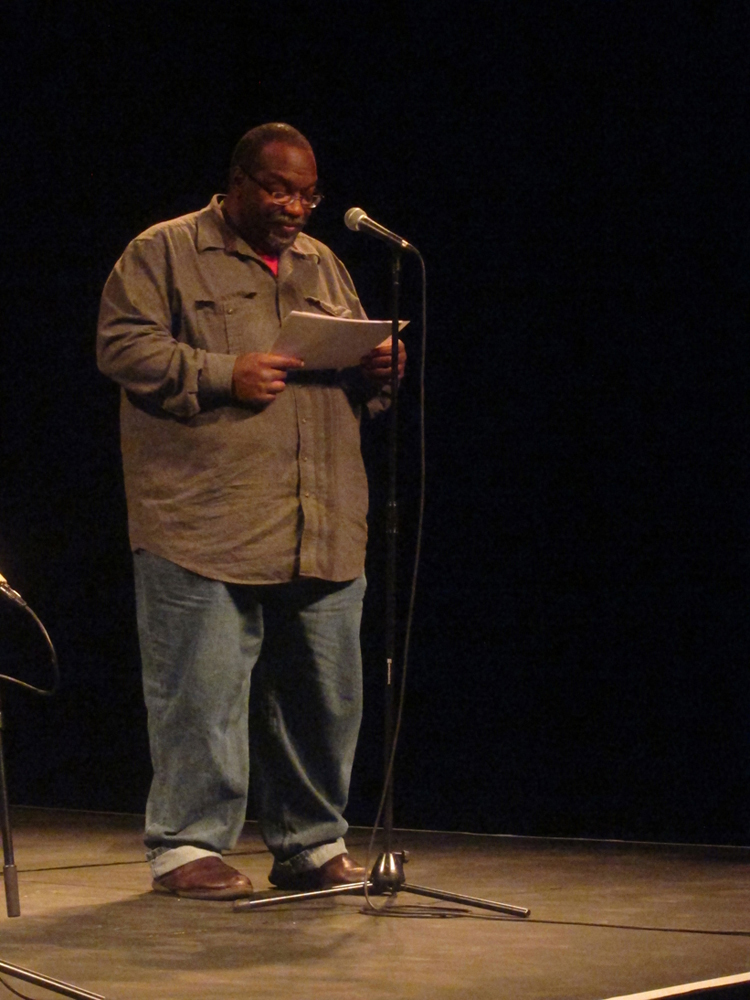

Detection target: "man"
[97, 123, 405, 900]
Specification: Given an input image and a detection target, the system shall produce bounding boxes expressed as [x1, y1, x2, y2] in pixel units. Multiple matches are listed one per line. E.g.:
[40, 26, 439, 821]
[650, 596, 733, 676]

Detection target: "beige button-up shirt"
[97, 196, 379, 584]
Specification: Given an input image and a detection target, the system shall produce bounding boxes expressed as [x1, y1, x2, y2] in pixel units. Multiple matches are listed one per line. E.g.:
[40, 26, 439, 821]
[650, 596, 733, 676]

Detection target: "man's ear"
[228, 165, 244, 190]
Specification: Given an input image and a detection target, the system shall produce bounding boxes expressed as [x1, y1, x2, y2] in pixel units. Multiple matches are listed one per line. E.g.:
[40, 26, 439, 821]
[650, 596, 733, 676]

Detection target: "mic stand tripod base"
[234, 851, 530, 917]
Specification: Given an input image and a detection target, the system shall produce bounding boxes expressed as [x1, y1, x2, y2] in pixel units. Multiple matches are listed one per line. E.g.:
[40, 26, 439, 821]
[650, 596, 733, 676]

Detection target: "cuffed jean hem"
[148, 845, 222, 879]
[270, 837, 347, 877]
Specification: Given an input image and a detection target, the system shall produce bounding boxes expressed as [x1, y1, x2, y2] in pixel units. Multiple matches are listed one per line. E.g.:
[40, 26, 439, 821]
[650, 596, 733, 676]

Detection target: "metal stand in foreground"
[0, 582, 105, 997]
[0, 688, 20, 919]
[235, 241, 529, 920]
[0, 960, 105, 1000]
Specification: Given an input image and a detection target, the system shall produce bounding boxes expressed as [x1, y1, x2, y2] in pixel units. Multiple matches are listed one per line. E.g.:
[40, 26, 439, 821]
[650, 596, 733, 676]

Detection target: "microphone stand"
[0, 592, 105, 998]
[382, 247, 401, 854]
[237, 245, 529, 918]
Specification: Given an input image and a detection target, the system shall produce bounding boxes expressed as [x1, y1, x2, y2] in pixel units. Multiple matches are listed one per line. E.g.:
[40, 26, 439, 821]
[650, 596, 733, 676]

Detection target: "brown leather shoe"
[269, 852, 367, 891]
[152, 856, 254, 900]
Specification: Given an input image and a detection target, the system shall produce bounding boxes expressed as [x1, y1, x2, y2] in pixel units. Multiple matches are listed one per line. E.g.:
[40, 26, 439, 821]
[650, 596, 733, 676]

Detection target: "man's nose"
[284, 193, 309, 216]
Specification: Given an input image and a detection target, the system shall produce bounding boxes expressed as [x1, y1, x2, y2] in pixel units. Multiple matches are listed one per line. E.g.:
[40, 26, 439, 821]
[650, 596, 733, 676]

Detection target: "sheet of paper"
[272, 311, 408, 370]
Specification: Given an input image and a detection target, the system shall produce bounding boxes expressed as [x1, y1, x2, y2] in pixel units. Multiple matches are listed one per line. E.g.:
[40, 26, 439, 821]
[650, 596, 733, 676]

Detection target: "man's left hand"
[360, 338, 406, 387]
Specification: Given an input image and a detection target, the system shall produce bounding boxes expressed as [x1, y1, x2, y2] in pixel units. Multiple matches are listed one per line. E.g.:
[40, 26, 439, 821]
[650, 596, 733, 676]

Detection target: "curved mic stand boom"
[236, 230, 529, 918]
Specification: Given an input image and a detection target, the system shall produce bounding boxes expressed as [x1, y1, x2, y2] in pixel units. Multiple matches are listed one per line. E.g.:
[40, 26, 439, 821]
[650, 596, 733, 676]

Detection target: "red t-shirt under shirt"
[260, 254, 279, 276]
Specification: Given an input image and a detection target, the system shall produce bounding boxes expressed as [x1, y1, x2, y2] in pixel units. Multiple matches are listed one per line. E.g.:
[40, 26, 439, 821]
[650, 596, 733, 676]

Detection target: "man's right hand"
[231, 352, 305, 407]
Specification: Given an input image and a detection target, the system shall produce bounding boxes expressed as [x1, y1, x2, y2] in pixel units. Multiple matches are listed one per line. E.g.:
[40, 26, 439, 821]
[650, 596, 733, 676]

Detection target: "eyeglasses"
[242, 168, 324, 209]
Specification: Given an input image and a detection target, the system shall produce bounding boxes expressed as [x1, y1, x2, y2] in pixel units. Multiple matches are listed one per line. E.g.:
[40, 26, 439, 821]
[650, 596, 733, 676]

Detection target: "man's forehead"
[257, 141, 317, 179]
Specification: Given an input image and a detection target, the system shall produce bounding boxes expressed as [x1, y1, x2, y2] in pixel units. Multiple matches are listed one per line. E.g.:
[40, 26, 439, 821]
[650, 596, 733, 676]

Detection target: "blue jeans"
[133, 550, 365, 878]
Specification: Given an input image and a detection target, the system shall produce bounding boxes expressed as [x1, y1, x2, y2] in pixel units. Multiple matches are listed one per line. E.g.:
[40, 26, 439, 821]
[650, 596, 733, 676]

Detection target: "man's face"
[227, 141, 318, 255]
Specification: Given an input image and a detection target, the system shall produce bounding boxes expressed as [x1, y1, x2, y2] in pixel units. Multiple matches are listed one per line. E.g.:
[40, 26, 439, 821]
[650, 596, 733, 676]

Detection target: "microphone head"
[344, 207, 367, 232]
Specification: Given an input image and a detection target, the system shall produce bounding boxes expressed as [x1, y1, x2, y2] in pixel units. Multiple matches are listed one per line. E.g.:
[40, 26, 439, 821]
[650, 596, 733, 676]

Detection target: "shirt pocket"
[191, 299, 229, 351]
[191, 293, 272, 354]
[223, 292, 277, 353]
[303, 296, 353, 319]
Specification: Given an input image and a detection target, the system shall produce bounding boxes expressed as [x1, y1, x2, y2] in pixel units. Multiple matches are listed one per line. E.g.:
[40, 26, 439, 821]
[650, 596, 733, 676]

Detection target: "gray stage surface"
[0, 808, 748, 1000]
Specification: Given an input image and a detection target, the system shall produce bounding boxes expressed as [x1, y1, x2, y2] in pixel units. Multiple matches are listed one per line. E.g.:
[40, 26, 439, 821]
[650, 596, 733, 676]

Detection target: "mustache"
[270, 213, 302, 226]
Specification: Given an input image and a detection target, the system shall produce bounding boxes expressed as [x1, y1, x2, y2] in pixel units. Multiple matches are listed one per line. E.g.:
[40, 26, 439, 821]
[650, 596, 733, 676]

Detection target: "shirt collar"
[196, 195, 321, 263]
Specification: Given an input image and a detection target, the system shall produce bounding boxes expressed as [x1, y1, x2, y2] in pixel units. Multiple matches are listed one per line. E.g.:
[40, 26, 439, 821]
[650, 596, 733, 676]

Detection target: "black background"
[1, 1, 748, 845]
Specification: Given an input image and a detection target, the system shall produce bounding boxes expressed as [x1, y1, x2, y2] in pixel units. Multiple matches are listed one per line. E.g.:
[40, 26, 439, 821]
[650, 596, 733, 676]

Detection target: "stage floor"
[0, 808, 748, 1000]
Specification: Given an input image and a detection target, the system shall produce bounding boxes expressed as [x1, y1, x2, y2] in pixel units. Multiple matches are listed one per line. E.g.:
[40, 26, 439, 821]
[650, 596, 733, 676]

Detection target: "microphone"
[0, 570, 26, 607]
[344, 208, 419, 254]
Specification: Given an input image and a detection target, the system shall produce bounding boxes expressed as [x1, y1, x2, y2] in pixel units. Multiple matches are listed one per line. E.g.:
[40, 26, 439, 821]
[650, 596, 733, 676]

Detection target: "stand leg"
[0, 690, 20, 917]
[0, 960, 106, 1000]
[234, 881, 371, 910]
[400, 884, 529, 917]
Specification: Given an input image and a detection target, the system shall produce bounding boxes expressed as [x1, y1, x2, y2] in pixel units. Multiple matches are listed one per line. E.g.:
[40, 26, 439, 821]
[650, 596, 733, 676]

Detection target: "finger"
[361, 350, 392, 365]
[265, 354, 305, 369]
[253, 383, 287, 405]
[368, 342, 404, 363]
[262, 367, 290, 382]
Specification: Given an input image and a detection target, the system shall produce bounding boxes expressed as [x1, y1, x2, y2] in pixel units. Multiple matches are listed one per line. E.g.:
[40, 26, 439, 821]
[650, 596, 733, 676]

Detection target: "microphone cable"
[359, 252, 463, 917]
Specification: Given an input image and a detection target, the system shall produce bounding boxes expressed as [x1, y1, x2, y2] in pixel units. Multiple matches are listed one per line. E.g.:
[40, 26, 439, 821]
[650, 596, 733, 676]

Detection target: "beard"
[264, 212, 304, 253]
